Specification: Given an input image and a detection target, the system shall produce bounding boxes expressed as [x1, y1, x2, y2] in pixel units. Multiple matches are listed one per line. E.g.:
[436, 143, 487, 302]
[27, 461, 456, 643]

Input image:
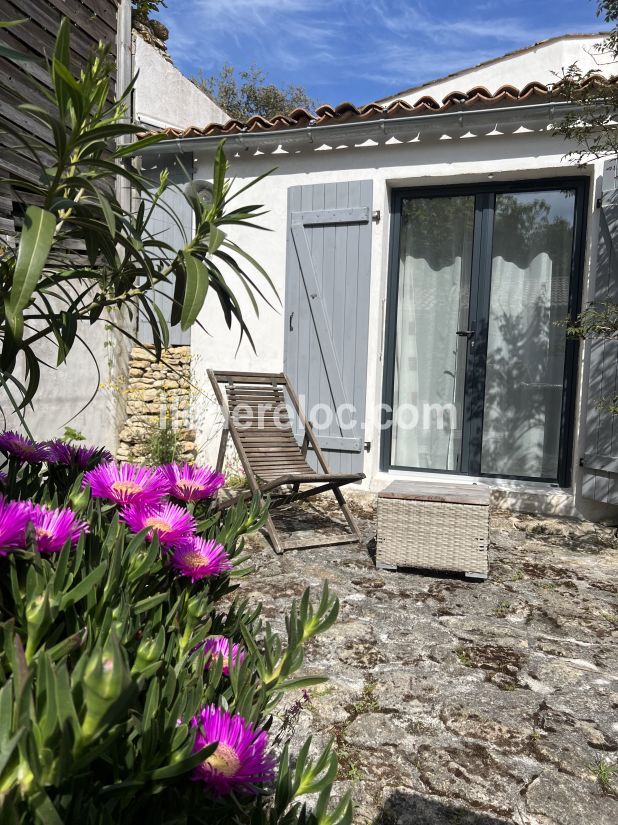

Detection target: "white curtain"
[481, 252, 567, 478]
[391, 200, 471, 470]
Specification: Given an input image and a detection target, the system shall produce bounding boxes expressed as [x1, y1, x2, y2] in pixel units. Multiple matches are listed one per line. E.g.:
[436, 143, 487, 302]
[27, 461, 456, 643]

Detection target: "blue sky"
[159, 0, 605, 108]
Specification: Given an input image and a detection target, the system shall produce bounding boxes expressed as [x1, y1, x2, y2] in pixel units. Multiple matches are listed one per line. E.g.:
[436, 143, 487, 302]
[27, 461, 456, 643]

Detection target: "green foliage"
[567, 301, 618, 413]
[555, 1, 618, 160]
[132, 0, 167, 25]
[0, 20, 277, 415]
[589, 756, 618, 793]
[61, 427, 86, 443]
[556, 3, 618, 414]
[144, 406, 182, 465]
[195, 64, 315, 121]
[567, 300, 618, 340]
[0, 457, 351, 824]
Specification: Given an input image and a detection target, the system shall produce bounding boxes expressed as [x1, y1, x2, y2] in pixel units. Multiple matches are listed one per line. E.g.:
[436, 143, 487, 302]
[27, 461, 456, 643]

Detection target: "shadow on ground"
[375, 790, 512, 825]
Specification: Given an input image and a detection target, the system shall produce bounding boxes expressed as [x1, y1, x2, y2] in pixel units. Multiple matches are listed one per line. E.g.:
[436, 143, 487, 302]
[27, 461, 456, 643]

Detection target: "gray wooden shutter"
[284, 181, 373, 473]
[139, 152, 194, 346]
[581, 158, 618, 502]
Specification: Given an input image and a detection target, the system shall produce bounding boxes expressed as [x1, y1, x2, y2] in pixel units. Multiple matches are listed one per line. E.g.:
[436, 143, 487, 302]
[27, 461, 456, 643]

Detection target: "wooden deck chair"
[208, 370, 365, 554]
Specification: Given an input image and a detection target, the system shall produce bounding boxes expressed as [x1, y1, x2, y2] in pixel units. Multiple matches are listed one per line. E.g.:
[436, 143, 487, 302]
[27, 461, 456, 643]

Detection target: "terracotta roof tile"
[142, 74, 617, 141]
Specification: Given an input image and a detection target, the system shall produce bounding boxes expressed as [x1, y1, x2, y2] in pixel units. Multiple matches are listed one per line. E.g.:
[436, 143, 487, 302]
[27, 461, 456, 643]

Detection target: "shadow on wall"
[375, 791, 512, 825]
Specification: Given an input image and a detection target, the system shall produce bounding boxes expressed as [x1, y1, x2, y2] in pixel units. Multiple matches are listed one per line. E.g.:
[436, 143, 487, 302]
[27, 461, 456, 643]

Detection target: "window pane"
[391, 196, 475, 470]
[481, 190, 576, 478]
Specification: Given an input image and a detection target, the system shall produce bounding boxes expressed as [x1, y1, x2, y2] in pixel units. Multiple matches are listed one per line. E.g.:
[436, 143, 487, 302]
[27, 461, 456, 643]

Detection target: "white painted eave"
[137, 100, 587, 158]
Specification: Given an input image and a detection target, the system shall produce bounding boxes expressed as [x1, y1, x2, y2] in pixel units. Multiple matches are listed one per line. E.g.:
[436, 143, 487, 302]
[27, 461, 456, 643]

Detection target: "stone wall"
[116, 345, 197, 464]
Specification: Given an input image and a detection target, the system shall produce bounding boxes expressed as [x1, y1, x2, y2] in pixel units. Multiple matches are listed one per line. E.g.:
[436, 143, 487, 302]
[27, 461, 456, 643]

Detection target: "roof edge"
[137, 74, 617, 144]
[137, 99, 585, 156]
[374, 31, 611, 104]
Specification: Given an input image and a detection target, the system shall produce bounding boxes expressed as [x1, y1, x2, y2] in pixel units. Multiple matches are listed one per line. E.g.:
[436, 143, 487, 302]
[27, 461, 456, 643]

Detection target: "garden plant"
[0, 18, 351, 825]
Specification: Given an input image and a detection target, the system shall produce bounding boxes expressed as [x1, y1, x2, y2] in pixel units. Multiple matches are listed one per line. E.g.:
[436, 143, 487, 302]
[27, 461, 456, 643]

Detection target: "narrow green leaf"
[278, 676, 328, 691]
[153, 303, 170, 349]
[115, 134, 164, 157]
[149, 743, 217, 781]
[95, 189, 117, 238]
[59, 562, 107, 610]
[170, 265, 186, 327]
[180, 252, 209, 331]
[9, 206, 56, 316]
[133, 592, 169, 614]
[208, 225, 226, 254]
[29, 785, 64, 825]
[211, 141, 227, 203]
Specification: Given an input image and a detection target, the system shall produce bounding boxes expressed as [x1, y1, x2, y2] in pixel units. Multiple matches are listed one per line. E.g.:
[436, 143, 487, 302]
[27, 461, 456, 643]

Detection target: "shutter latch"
[364, 441, 371, 452]
[372, 210, 381, 223]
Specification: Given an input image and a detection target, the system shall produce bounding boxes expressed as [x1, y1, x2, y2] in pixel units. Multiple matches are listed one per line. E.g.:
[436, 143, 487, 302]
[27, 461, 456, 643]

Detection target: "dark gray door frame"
[380, 176, 589, 485]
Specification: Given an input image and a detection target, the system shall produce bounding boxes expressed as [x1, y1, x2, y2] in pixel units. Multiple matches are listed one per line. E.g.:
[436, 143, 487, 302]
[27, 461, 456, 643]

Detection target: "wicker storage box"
[376, 481, 490, 579]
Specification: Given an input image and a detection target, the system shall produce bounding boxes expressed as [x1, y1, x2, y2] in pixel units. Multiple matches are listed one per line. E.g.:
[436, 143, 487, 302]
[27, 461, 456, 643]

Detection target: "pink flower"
[83, 463, 169, 505]
[0, 498, 32, 554]
[190, 705, 275, 796]
[197, 636, 245, 676]
[120, 501, 195, 546]
[27, 503, 88, 553]
[0, 431, 49, 464]
[170, 537, 231, 581]
[162, 463, 225, 502]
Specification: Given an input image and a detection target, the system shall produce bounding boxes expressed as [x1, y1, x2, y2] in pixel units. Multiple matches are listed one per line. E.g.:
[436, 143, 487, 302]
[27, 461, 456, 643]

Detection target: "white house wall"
[381, 34, 618, 105]
[1, 28, 229, 453]
[133, 35, 227, 130]
[190, 128, 618, 521]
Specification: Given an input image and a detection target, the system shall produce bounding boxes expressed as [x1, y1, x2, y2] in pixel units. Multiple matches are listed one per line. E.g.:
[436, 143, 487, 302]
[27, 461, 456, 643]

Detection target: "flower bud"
[25, 593, 53, 662]
[81, 634, 131, 740]
[69, 484, 91, 512]
[132, 628, 165, 674]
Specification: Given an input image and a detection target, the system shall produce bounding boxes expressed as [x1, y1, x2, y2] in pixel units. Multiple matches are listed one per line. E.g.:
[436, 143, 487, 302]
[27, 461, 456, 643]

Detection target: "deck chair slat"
[243, 446, 305, 453]
[208, 368, 364, 554]
[238, 432, 299, 441]
[246, 459, 309, 466]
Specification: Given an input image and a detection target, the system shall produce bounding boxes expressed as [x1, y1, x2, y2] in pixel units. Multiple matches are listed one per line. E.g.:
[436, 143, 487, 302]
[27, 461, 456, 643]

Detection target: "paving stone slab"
[244, 508, 618, 823]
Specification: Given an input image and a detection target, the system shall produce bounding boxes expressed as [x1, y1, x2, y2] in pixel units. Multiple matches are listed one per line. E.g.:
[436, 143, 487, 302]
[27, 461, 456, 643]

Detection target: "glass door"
[383, 180, 585, 483]
[480, 191, 576, 479]
[390, 195, 475, 471]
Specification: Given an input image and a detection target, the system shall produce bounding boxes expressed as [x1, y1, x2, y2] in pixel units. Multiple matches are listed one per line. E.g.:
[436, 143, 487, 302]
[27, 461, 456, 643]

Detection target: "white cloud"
[159, 0, 602, 105]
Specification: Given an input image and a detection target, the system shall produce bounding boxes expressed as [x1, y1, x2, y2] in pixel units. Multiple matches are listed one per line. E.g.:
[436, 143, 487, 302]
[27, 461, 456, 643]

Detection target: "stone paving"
[242, 499, 618, 825]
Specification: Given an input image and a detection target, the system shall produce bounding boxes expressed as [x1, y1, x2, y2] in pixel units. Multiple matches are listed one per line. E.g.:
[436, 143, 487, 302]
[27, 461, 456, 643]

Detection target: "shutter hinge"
[364, 441, 371, 452]
[372, 210, 381, 224]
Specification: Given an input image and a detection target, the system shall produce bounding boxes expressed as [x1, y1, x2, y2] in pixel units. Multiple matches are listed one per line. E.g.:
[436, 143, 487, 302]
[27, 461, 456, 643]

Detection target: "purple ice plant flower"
[170, 537, 231, 581]
[198, 636, 245, 676]
[27, 503, 89, 553]
[190, 705, 275, 797]
[162, 463, 225, 502]
[120, 501, 196, 547]
[72, 445, 113, 469]
[83, 462, 169, 506]
[0, 498, 32, 554]
[47, 441, 113, 470]
[45, 440, 72, 464]
[0, 431, 49, 464]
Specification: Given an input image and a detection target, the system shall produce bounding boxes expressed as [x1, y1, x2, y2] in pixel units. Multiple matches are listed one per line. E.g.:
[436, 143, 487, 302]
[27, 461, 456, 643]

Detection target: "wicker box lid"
[378, 480, 491, 506]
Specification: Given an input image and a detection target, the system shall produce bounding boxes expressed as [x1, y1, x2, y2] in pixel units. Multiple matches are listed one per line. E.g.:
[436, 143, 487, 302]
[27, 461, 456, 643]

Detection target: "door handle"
[289, 312, 294, 332]
[456, 329, 475, 337]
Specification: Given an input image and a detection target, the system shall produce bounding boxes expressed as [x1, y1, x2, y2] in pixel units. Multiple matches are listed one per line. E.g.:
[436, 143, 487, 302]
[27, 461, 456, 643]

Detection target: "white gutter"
[137, 100, 584, 156]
